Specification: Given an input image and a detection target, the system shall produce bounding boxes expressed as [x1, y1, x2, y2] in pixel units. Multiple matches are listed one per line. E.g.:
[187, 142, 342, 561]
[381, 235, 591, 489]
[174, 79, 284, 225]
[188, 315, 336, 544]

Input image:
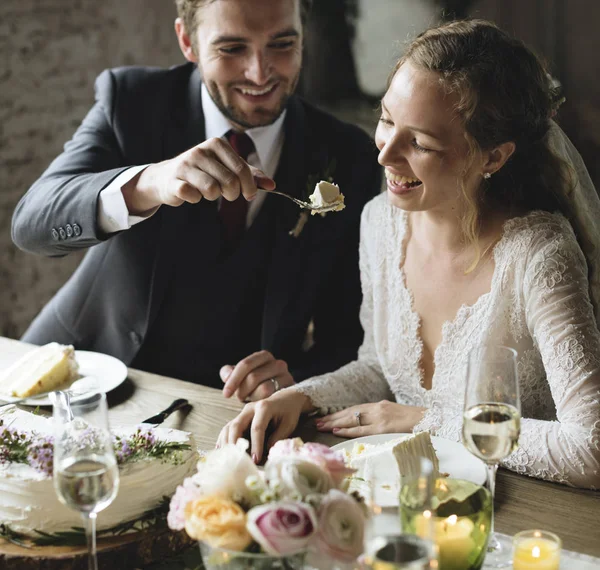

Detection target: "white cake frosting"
[308, 180, 345, 214]
[0, 406, 198, 536]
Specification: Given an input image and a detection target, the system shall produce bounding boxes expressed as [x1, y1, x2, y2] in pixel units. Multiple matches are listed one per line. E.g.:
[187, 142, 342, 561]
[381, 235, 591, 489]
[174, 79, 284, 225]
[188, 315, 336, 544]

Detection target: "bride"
[218, 19, 600, 489]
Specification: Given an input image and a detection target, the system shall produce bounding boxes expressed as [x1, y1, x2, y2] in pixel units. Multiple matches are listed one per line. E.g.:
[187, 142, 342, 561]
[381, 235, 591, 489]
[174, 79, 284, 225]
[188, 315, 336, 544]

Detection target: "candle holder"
[400, 478, 492, 570]
[512, 530, 561, 570]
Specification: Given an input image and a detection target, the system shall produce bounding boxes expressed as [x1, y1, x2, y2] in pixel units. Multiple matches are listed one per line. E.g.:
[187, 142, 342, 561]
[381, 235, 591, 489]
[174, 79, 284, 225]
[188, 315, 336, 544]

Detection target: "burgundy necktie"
[219, 130, 255, 249]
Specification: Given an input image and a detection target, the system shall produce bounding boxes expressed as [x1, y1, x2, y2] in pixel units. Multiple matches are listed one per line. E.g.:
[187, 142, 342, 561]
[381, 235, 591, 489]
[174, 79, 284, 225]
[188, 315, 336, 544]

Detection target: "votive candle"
[513, 530, 561, 570]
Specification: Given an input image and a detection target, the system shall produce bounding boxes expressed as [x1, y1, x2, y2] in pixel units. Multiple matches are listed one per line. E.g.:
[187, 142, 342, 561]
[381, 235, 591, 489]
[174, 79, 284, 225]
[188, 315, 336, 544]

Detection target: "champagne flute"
[462, 345, 521, 568]
[53, 391, 120, 570]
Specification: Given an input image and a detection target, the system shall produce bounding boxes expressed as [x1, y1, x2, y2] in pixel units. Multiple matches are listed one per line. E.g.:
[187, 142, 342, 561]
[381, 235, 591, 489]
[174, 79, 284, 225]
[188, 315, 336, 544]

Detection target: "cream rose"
[184, 495, 252, 551]
[315, 489, 366, 562]
[266, 457, 333, 499]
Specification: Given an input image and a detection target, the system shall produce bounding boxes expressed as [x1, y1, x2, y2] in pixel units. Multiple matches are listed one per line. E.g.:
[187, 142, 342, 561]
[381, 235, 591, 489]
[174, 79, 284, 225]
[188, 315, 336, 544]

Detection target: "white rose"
[191, 439, 259, 505]
[266, 457, 333, 499]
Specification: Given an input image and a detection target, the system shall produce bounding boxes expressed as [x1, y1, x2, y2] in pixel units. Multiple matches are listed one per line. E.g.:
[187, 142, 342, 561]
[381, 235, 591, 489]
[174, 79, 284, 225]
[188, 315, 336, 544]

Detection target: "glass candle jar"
[400, 478, 492, 570]
[512, 530, 561, 570]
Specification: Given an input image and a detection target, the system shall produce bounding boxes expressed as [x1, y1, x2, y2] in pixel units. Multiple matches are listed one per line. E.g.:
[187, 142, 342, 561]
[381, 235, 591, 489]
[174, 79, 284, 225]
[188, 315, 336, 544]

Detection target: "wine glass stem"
[486, 462, 498, 536]
[83, 511, 98, 570]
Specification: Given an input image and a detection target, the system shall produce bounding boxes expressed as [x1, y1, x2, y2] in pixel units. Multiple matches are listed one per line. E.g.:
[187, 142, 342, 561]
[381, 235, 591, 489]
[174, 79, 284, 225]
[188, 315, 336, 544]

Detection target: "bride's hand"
[315, 400, 426, 437]
[216, 389, 312, 463]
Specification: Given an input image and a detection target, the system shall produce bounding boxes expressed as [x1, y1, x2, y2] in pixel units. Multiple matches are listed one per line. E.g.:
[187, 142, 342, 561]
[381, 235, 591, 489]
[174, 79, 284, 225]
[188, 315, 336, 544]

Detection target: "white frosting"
[0, 407, 198, 536]
[308, 180, 345, 214]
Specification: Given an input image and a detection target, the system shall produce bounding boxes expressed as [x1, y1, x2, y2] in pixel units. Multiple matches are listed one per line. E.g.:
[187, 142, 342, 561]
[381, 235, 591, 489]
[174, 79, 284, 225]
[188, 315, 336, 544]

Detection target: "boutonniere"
[289, 158, 337, 238]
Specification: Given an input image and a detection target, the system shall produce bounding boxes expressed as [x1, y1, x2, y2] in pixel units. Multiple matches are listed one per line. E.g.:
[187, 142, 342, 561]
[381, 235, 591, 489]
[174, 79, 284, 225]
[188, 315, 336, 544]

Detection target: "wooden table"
[1, 336, 599, 559]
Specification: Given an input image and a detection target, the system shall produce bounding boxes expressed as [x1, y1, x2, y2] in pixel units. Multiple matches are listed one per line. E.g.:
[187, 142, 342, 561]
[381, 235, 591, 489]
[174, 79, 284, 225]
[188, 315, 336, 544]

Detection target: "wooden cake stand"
[0, 527, 194, 569]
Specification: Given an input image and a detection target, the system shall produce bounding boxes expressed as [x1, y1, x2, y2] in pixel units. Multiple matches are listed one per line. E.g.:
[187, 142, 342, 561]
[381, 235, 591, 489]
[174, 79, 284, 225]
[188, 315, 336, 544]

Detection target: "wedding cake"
[0, 406, 198, 538]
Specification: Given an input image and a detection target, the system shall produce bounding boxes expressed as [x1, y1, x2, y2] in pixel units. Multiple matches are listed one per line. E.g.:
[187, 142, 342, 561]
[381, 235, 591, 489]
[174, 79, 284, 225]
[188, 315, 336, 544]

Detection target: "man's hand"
[315, 401, 427, 437]
[220, 350, 295, 402]
[122, 137, 275, 214]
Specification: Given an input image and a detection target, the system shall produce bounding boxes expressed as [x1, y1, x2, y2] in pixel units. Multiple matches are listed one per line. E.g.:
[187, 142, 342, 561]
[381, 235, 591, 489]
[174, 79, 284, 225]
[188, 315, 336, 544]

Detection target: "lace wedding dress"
[296, 193, 600, 488]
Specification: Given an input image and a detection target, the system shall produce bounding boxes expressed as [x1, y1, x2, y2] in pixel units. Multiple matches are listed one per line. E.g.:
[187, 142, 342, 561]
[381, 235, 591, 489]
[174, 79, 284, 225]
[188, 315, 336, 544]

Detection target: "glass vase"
[400, 478, 492, 570]
[199, 542, 306, 570]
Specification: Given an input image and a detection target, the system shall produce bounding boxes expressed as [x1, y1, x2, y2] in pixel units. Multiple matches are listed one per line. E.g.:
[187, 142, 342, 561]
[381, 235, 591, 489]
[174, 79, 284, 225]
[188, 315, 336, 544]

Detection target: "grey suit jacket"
[12, 63, 382, 382]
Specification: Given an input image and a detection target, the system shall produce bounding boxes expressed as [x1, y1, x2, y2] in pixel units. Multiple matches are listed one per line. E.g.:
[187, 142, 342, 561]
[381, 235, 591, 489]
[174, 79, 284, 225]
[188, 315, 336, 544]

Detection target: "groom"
[11, 0, 381, 400]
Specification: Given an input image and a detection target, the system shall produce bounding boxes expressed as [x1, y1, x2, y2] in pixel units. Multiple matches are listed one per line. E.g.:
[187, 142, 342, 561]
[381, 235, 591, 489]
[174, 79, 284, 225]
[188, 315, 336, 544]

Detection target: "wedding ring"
[355, 411, 362, 426]
[270, 378, 280, 393]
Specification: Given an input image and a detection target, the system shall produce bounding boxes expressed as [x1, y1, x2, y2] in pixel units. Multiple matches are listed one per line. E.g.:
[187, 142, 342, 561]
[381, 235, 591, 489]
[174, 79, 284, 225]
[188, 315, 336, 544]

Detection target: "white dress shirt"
[97, 83, 286, 233]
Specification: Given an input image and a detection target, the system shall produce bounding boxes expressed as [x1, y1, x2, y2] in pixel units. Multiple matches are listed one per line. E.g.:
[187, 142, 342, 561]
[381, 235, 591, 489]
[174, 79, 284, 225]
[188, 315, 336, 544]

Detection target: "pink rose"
[167, 477, 203, 531]
[267, 439, 354, 487]
[247, 501, 317, 555]
[267, 438, 304, 462]
[315, 489, 365, 563]
[298, 443, 355, 486]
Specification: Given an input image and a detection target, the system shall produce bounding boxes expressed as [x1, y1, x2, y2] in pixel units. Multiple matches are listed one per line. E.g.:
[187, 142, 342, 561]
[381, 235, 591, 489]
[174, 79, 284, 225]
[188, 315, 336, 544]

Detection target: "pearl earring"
[483, 172, 491, 179]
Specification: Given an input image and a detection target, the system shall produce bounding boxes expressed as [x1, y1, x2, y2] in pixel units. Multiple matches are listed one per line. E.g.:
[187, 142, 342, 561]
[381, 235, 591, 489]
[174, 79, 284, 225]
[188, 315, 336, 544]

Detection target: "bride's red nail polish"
[332, 428, 339, 433]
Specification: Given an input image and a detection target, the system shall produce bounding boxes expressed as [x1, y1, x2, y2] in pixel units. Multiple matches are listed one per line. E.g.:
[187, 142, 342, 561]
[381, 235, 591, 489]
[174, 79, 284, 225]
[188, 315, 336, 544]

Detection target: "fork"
[260, 189, 341, 214]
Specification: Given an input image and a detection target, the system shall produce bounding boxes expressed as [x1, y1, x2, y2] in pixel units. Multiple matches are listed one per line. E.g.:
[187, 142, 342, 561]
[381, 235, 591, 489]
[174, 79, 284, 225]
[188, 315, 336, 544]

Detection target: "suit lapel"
[146, 66, 214, 332]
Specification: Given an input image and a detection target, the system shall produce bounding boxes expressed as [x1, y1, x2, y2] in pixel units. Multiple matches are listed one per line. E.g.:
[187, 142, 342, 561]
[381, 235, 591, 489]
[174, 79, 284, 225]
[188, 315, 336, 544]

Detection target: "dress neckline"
[394, 209, 514, 392]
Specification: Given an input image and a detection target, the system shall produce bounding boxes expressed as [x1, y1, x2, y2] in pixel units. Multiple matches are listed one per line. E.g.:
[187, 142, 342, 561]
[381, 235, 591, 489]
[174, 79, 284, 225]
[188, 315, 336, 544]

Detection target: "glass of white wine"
[462, 345, 521, 568]
[53, 391, 120, 570]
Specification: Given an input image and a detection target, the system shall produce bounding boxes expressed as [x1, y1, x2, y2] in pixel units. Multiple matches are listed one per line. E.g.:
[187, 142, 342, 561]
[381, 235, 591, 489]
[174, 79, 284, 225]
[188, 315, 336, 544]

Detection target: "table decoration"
[400, 478, 492, 570]
[512, 530, 561, 570]
[167, 437, 367, 569]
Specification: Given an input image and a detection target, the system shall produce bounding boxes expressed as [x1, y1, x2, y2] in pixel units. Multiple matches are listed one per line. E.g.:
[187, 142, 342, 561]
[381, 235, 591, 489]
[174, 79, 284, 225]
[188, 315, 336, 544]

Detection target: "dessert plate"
[331, 433, 487, 507]
[0, 350, 128, 406]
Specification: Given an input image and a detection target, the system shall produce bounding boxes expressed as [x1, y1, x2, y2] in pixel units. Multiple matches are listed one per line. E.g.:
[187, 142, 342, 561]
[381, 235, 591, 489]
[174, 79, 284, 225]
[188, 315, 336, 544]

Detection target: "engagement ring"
[270, 378, 280, 393]
[354, 411, 362, 426]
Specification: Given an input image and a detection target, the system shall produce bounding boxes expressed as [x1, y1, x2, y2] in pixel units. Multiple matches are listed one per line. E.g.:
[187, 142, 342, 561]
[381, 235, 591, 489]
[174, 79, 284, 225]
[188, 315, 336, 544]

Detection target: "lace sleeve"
[506, 222, 600, 488]
[415, 219, 600, 488]
[293, 201, 393, 414]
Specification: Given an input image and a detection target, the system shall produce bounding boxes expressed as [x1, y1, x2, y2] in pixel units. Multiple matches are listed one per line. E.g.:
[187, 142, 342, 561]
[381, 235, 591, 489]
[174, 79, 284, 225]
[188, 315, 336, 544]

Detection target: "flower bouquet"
[167, 438, 367, 570]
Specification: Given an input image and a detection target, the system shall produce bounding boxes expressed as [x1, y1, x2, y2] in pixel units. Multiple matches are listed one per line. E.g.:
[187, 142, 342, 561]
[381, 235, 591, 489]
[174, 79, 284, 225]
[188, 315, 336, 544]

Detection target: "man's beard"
[205, 77, 298, 129]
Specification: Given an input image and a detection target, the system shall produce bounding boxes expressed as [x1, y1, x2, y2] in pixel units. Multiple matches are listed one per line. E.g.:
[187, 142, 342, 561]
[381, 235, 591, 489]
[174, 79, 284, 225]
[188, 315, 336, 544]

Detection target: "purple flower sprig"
[0, 419, 54, 476]
[113, 428, 190, 466]
[0, 419, 30, 466]
[1, 422, 190, 477]
[26, 435, 54, 477]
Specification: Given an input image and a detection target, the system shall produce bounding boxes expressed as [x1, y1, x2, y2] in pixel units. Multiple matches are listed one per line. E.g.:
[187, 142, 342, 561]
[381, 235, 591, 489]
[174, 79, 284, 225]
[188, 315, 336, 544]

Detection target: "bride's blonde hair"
[391, 19, 580, 272]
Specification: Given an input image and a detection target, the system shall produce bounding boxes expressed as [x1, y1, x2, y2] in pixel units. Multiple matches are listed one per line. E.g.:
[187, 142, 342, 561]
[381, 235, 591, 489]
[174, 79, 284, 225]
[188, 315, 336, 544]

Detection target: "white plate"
[331, 433, 487, 507]
[0, 350, 128, 406]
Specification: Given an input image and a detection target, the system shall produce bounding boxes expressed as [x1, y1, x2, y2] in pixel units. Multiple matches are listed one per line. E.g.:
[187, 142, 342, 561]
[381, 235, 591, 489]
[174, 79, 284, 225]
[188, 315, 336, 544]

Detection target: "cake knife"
[142, 398, 189, 425]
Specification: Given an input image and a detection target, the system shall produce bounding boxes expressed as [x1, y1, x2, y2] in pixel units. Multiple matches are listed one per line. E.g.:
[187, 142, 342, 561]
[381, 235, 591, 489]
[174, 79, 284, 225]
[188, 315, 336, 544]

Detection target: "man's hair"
[175, 0, 312, 48]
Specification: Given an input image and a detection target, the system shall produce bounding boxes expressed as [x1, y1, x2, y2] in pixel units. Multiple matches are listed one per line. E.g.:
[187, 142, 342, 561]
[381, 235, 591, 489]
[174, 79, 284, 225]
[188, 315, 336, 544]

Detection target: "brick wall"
[0, 0, 181, 337]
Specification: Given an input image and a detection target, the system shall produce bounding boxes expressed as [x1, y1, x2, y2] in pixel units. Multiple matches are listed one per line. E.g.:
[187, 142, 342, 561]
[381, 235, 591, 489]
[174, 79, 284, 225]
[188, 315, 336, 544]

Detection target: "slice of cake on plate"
[343, 432, 440, 501]
[0, 342, 79, 397]
[0, 406, 198, 539]
[345, 432, 439, 481]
